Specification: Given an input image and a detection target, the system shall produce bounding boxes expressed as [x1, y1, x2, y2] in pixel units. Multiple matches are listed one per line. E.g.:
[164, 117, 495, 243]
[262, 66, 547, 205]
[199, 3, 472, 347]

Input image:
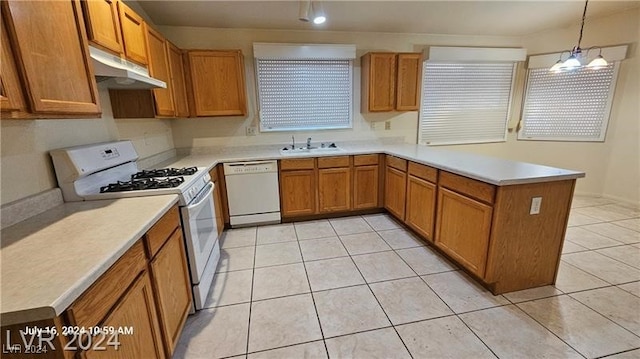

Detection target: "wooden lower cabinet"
[280, 169, 316, 217]
[353, 165, 379, 209]
[435, 187, 493, 277]
[318, 167, 351, 213]
[384, 166, 407, 220]
[149, 229, 192, 356]
[405, 175, 436, 241]
[84, 271, 165, 359]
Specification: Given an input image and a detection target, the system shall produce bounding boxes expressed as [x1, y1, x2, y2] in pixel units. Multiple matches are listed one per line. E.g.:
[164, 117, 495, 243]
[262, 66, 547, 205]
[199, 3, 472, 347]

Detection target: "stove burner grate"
[131, 167, 198, 179]
[100, 176, 185, 193]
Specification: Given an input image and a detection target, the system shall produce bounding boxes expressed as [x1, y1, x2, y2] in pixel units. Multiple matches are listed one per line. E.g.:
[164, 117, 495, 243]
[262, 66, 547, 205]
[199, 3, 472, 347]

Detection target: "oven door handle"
[187, 182, 214, 210]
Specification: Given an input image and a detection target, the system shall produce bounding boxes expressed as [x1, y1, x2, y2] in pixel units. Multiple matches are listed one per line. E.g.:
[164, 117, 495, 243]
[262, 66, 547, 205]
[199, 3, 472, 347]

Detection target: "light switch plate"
[530, 197, 542, 215]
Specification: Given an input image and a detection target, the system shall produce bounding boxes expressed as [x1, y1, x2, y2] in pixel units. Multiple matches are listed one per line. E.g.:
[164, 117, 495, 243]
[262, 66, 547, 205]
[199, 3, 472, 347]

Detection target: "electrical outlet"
[370, 122, 376, 130]
[143, 132, 149, 146]
[530, 197, 542, 215]
[385, 121, 391, 130]
[246, 126, 257, 136]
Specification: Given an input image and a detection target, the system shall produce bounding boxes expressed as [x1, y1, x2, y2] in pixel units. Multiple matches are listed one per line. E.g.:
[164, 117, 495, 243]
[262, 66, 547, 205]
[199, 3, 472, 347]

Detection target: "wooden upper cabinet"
[168, 42, 189, 117]
[2, 0, 100, 115]
[117, 0, 147, 65]
[145, 25, 174, 117]
[185, 50, 247, 117]
[362, 52, 396, 112]
[395, 53, 422, 111]
[81, 0, 123, 55]
[361, 52, 422, 112]
[0, 14, 25, 112]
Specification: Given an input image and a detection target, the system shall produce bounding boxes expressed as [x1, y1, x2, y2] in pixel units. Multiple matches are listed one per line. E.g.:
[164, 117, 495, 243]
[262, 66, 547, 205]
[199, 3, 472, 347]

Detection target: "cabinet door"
[384, 166, 406, 220]
[364, 52, 396, 112]
[150, 229, 192, 356]
[405, 175, 436, 241]
[2, 0, 101, 114]
[145, 25, 174, 116]
[81, 0, 123, 55]
[168, 42, 189, 117]
[395, 53, 422, 111]
[0, 15, 25, 112]
[353, 165, 379, 210]
[435, 187, 493, 277]
[280, 170, 316, 217]
[186, 50, 247, 116]
[85, 271, 165, 359]
[318, 167, 351, 213]
[117, 0, 147, 65]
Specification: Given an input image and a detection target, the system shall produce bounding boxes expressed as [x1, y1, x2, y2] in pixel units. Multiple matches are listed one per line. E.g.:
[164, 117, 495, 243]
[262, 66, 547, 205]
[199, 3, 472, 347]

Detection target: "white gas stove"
[50, 140, 219, 311]
[50, 141, 210, 206]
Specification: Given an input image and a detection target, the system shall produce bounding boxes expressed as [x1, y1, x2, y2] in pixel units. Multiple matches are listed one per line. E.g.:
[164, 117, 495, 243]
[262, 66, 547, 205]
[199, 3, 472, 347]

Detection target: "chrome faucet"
[306, 137, 312, 149]
[291, 135, 295, 149]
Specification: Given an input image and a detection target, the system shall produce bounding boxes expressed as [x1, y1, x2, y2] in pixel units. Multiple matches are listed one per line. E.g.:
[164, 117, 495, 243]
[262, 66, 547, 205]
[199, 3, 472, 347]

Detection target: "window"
[418, 47, 525, 146]
[253, 43, 356, 132]
[519, 46, 627, 142]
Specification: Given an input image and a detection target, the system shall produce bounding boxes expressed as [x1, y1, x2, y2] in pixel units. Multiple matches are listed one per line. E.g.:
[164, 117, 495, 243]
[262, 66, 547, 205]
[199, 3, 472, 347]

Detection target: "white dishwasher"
[224, 161, 281, 227]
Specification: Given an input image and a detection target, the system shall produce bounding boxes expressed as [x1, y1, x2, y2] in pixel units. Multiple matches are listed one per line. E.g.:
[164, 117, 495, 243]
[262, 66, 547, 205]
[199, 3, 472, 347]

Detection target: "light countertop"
[0, 195, 179, 326]
[159, 143, 585, 186]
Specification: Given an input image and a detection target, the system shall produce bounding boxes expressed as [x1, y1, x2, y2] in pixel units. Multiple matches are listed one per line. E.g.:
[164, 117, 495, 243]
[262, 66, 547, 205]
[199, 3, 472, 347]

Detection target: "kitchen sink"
[279, 145, 345, 156]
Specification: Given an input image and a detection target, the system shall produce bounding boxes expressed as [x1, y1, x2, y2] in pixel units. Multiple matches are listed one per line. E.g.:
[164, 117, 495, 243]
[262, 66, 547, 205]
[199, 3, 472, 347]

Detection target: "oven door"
[180, 181, 218, 283]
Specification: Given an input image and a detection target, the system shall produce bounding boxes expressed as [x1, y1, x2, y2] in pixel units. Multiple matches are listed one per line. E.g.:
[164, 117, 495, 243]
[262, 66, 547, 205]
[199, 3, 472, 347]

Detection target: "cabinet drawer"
[408, 162, 437, 183]
[386, 155, 407, 171]
[145, 205, 180, 258]
[439, 171, 496, 205]
[68, 241, 147, 328]
[280, 158, 315, 170]
[317, 156, 350, 169]
[354, 154, 379, 166]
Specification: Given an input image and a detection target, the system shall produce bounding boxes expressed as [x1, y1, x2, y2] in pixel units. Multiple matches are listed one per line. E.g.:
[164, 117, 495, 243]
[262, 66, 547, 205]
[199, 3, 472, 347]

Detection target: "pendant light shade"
[562, 54, 582, 70]
[549, 0, 609, 72]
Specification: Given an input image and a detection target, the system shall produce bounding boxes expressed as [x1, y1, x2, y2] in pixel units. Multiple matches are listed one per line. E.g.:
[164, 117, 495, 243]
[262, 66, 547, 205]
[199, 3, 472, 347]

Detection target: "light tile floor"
[175, 196, 640, 359]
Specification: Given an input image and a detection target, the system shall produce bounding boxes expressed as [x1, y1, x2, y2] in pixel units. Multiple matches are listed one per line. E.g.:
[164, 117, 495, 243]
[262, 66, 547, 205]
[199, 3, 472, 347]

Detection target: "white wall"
[161, 26, 521, 149]
[0, 89, 175, 205]
[162, 7, 639, 204]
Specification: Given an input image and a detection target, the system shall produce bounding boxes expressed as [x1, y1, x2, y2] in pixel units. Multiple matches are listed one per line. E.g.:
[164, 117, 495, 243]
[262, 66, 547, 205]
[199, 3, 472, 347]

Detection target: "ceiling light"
[549, 0, 608, 73]
[312, 1, 326, 24]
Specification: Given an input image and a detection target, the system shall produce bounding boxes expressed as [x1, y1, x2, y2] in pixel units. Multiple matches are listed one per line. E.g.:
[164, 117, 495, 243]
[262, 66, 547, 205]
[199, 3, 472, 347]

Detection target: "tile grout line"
[566, 292, 640, 340]
[293, 231, 331, 359]
[213, 206, 637, 358]
[328, 218, 416, 359]
[243, 228, 258, 356]
[386, 232, 501, 358]
[511, 299, 589, 358]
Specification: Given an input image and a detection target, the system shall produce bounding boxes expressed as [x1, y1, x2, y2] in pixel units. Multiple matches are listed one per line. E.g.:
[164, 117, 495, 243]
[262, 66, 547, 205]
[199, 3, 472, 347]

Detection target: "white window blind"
[519, 64, 618, 141]
[419, 62, 516, 145]
[256, 59, 353, 131]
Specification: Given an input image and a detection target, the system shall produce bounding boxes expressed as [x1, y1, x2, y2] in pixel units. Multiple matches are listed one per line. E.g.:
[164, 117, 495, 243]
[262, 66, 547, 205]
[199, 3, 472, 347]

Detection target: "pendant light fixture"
[549, 0, 608, 72]
[298, 0, 326, 25]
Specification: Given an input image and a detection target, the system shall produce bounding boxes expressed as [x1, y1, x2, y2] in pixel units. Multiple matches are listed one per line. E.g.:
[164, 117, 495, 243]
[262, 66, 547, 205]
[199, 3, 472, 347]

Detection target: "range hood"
[89, 46, 166, 90]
